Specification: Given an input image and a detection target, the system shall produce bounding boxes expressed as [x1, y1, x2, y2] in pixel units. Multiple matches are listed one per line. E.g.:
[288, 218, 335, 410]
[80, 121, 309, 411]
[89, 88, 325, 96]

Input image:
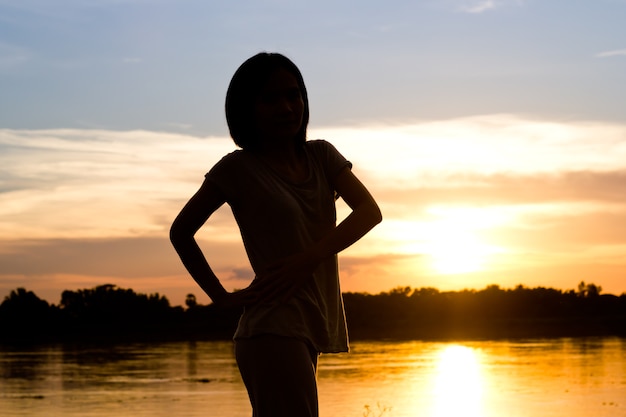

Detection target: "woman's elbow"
[371, 203, 383, 226]
[169, 222, 192, 247]
[363, 201, 382, 227]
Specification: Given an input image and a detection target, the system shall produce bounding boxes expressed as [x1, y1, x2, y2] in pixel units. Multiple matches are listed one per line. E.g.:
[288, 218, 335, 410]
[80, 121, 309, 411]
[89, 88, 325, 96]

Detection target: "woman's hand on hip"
[212, 286, 261, 309]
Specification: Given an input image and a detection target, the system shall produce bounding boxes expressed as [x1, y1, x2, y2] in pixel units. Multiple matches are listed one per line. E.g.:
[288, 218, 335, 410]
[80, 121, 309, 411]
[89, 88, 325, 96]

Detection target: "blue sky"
[2, 0, 625, 134]
[1, 0, 626, 305]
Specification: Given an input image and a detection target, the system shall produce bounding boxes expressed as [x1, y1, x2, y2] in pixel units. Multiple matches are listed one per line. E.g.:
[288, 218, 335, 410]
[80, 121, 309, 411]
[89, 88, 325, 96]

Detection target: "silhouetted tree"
[577, 281, 602, 298]
[0, 288, 57, 341]
[344, 282, 625, 339]
[1, 282, 624, 343]
[0, 288, 50, 314]
[185, 293, 198, 309]
[58, 284, 173, 339]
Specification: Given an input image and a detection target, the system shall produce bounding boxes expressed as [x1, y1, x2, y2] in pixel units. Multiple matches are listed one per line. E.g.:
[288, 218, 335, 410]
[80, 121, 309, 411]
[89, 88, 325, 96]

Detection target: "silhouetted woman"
[170, 52, 382, 417]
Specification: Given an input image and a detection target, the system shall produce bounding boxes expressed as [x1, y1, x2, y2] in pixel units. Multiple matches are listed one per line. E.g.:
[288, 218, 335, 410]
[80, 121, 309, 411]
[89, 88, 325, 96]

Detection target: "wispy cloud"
[460, 0, 497, 13]
[2, 115, 625, 241]
[596, 48, 626, 58]
[313, 115, 626, 187]
[0, 129, 236, 239]
[2, 115, 626, 302]
[455, 0, 525, 14]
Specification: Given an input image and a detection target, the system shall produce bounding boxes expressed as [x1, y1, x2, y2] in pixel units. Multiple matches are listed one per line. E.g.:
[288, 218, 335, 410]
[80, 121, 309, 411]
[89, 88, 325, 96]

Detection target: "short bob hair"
[225, 52, 310, 151]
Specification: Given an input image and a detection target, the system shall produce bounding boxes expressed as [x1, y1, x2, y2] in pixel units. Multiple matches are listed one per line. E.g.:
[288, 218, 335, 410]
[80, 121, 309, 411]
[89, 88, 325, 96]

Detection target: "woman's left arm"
[312, 166, 382, 259]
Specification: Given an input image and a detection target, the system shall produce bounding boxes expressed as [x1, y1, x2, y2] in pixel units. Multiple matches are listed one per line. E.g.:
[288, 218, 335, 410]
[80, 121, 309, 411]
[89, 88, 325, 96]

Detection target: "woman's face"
[253, 68, 305, 147]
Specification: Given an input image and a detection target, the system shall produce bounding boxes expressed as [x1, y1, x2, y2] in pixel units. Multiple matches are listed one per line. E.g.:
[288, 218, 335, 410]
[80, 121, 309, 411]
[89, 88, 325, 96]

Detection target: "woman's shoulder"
[207, 149, 254, 177]
[305, 139, 346, 158]
[305, 139, 340, 156]
[305, 138, 332, 149]
[217, 148, 247, 162]
[305, 139, 351, 174]
[214, 148, 255, 167]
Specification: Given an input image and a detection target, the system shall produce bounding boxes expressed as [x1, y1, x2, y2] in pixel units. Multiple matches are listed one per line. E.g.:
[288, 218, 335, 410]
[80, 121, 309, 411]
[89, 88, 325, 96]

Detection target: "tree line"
[1, 282, 624, 344]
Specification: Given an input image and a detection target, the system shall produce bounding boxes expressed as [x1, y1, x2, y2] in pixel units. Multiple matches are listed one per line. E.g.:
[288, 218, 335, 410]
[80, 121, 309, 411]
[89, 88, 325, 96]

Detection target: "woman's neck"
[256, 141, 308, 182]
[257, 137, 299, 161]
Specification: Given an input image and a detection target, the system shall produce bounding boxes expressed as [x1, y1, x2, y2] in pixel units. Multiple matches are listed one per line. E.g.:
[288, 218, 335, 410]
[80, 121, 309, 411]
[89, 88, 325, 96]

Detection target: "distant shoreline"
[1, 283, 625, 345]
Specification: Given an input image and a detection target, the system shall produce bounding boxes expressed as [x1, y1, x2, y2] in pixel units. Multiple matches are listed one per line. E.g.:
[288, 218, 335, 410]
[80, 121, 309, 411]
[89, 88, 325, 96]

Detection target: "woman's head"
[225, 52, 309, 151]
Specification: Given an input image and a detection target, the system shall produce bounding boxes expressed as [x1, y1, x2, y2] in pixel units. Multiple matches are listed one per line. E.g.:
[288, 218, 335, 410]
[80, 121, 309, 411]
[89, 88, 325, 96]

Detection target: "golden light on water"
[430, 345, 484, 417]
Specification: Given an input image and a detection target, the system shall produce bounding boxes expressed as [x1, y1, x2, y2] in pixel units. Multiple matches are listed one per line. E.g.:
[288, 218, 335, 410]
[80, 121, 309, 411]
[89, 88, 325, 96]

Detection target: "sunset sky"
[1, 0, 625, 305]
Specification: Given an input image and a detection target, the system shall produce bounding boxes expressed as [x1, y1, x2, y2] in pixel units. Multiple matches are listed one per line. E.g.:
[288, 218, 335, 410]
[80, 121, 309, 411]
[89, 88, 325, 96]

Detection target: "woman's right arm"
[170, 178, 257, 307]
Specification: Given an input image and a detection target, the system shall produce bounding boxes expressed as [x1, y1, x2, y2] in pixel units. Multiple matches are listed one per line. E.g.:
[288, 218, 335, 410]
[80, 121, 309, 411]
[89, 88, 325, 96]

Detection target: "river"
[1, 337, 624, 416]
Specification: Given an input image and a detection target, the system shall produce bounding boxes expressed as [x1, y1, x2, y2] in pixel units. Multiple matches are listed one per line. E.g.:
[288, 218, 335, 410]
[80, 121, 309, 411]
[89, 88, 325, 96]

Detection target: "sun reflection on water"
[430, 345, 484, 417]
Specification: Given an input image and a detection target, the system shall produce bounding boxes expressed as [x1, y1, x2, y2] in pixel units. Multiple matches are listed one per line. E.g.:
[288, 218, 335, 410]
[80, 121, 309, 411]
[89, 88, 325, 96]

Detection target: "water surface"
[1, 338, 624, 416]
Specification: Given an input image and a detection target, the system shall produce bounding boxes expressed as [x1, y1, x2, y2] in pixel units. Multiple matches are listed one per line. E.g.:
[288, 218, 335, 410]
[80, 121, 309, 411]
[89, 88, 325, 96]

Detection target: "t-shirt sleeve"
[312, 139, 352, 180]
[204, 151, 241, 202]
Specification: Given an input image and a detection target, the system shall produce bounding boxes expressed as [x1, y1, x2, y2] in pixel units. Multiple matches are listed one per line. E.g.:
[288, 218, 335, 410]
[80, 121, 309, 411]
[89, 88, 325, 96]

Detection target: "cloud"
[0, 129, 236, 239]
[454, 0, 525, 14]
[2, 115, 626, 301]
[313, 115, 626, 188]
[2, 116, 625, 242]
[596, 49, 626, 58]
[0, 236, 247, 277]
[460, 0, 497, 13]
[375, 170, 626, 213]
[0, 235, 250, 305]
[491, 211, 626, 251]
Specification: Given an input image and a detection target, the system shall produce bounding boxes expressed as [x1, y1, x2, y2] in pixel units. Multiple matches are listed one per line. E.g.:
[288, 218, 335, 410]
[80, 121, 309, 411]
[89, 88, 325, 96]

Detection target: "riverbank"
[1, 283, 625, 344]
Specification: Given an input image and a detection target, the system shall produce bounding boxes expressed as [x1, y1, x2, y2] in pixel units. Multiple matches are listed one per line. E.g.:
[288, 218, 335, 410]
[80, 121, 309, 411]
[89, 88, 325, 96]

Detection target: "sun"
[421, 206, 503, 275]
[426, 232, 490, 274]
[373, 206, 506, 276]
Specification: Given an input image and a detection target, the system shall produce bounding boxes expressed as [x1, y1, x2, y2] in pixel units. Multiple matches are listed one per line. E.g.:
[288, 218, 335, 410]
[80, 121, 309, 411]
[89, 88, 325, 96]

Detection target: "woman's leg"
[235, 335, 319, 417]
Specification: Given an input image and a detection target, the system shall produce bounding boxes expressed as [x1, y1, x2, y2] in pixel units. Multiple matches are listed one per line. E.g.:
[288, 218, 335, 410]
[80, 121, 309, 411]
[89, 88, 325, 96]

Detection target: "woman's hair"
[225, 52, 310, 151]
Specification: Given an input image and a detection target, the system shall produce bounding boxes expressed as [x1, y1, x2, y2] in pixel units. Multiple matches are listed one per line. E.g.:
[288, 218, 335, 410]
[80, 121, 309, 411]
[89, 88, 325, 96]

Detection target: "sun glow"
[383, 206, 507, 276]
[422, 207, 504, 275]
[423, 206, 509, 275]
[427, 231, 490, 275]
[431, 345, 484, 417]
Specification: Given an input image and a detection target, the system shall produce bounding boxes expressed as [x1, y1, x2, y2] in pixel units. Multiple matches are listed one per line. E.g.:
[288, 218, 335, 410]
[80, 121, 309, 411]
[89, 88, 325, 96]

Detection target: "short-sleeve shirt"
[205, 139, 352, 353]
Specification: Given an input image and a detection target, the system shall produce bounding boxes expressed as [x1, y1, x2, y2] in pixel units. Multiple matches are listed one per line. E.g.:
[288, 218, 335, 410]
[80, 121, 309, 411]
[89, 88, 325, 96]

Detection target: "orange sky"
[2, 115, 626, 306]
